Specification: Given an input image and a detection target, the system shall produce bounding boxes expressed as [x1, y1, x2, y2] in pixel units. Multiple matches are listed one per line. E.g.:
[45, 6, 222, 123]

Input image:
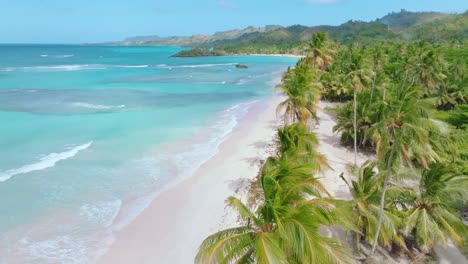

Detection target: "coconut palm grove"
[195, 25, 468, 264]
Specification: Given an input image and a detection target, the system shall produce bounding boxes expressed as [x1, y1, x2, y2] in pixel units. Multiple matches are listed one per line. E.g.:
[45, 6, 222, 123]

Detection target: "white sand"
[312, 101, 370, 200]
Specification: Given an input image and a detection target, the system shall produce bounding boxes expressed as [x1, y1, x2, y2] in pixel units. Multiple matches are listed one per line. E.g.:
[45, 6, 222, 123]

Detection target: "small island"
[235, 64, 248, 69]
[171, 48, 226, 57]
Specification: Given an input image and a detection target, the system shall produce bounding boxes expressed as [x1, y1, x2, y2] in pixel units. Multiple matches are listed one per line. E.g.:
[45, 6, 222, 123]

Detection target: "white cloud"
[219, 0, 238, 10]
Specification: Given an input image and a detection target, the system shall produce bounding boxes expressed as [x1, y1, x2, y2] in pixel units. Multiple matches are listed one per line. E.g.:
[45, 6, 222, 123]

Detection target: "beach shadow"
[243, 156, 262, 167]
[319, 133, 344, 148]
[228, 178, 252, 194]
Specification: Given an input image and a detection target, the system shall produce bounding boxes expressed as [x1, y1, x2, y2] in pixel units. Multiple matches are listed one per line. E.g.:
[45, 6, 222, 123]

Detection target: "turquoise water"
[0, 45, 296, 263]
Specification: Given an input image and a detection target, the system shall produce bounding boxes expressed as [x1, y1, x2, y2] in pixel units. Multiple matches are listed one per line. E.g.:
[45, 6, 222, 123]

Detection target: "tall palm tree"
[392, 164, 468, 255]
[344, 46, 373, 167]
[368, 44, 389, 104]
[303, 32, 335, 71]
[366, 85, 442, 257]
[347, 161, 404, 251]
[277, 63, 321, 126]
[277, 123, 330, 173]
[407, 43, 447, 95]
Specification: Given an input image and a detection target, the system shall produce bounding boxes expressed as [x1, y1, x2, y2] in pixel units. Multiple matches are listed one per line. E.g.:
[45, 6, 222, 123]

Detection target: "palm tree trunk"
[369, 135, 396, 258]
[369, 74, 376, 105]
[353, 89, 358, 168]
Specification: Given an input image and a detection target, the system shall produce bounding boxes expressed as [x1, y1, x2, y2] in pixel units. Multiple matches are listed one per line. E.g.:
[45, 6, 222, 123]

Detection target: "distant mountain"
[123, 35, 170, 43]
[109, 10, 467, 53]
[400, 11, 468, 42]
[376, 9, 449, 31]
[117, 26, 282, 46]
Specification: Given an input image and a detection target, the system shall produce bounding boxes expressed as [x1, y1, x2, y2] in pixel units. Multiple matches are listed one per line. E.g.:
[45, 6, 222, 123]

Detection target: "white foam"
[71, 102, 126, 110]
[0, 64, 153, 72]
[27, 65, 105, 71]
[115, 65, 149, 68]
[39, 54, 49, 57]
[107, 100, 257, 237]
[57, 54, 74, 58]
[80, 199, 122, 228]
[18, 236, 89, 264]
[0, 141, 93, 182]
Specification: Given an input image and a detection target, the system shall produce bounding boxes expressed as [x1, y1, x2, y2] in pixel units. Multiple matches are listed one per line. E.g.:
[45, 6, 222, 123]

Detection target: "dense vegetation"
[195, 32, 468, 263]
[172, 48, 226, 57]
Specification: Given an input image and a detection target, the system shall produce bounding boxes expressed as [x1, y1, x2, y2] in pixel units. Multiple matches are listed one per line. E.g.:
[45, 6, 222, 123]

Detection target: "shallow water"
[0, 45, 296, 263]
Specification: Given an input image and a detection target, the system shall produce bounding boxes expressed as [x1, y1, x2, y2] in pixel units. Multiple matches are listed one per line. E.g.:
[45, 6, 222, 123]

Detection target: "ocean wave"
[71, 102, 126, 110]
[39, 54, 74, 58]
[0, 64, 151, 72]
[0, 141, 93, 182]
[115, 65, 149, 68]
[0, 65, 107, 72]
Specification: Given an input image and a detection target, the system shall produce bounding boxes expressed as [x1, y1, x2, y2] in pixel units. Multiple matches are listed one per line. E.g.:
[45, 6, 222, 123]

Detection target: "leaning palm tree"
[392, 164, 468, 255]
[277, 63, 321, 126]
[366, 85, 442, 257]
[196, 162, 354, 264]
[347, 161, 404, 251]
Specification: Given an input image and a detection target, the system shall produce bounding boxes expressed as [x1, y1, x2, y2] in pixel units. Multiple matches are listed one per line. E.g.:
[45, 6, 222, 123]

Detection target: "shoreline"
[98, 95, 285, 264]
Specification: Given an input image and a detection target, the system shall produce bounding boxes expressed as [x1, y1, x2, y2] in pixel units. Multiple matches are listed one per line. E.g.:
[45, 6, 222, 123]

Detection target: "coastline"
[98, 95, 285, 264]
[97, 97, 372, 264]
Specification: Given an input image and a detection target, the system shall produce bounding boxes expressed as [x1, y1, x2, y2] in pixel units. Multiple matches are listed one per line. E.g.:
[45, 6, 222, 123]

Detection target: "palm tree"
[366, 85, 442, 257]
[392, 164, 468, 255]
[277, 123, 330, 173]
[368, 44, 389, 104]
[196, 121, 354, 263]
[344, 46, 373, 167]
[277, 63, 321, 126]
[333, 91, 374, 150]
[303, 32, 335, 71]
[196, 158, 354, 264]
[347, 161, 404, 252]
[407, 43, 447, 95]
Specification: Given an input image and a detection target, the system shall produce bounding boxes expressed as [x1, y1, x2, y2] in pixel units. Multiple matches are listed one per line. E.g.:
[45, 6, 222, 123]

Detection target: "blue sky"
[0, 0, 466, 43]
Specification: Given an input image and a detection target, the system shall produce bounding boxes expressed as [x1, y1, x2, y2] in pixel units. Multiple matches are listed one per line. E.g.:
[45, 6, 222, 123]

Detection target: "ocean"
[0, 45, 297, 263]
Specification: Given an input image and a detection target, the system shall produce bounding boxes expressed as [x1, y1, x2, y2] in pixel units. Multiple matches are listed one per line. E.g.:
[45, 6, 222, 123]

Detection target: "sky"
[0, 0, 466, 43]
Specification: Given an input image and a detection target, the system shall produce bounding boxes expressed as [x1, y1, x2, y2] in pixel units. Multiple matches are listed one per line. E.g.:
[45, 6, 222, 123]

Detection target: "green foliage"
[172, 48, 225, 57]
[390, 164, 468, 252]
[276, 62, 321, 125]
